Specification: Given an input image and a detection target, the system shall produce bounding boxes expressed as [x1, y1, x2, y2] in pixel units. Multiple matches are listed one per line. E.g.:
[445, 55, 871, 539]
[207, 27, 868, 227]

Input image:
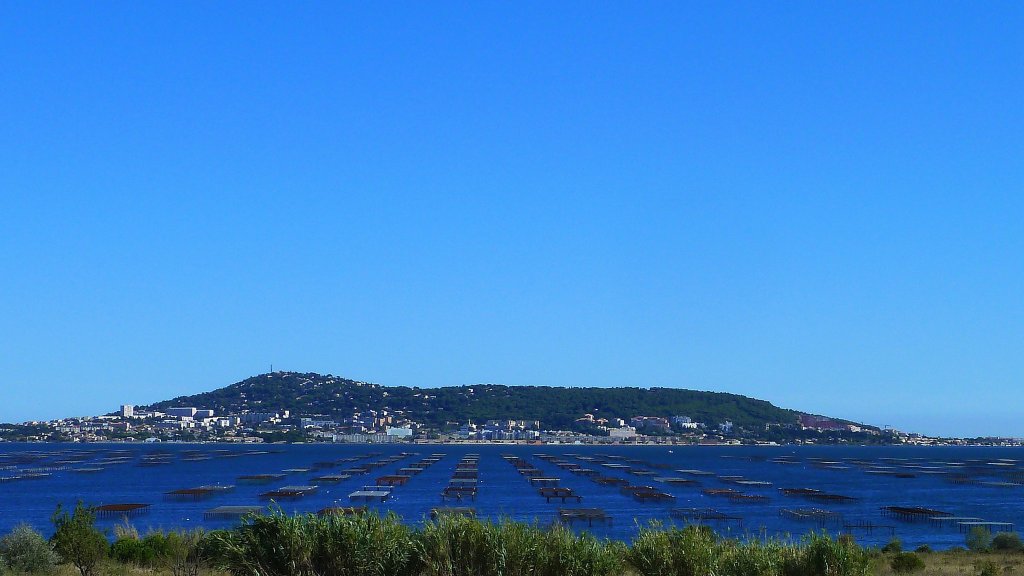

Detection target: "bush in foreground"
[890, 551, 925, 574]
[966, 527, 992, 552]
[991, 532, 1024, 553]
[50, 502, 108, 576]
[108, 529, 207, 576]
[0, 524, 57, 575]
[881, 538, 902, 554]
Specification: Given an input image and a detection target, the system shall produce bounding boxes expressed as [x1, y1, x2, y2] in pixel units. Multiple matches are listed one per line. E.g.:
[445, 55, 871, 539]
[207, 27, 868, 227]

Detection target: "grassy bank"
[2, 503, 1022, 576]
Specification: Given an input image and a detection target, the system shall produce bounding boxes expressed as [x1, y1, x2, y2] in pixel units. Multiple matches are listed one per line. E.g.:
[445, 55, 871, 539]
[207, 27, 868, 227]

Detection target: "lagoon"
[1, 443, 1021, 549]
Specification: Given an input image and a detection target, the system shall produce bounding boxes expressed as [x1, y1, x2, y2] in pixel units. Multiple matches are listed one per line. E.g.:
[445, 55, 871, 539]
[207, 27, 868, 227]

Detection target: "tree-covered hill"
[148, 371, 819, 431]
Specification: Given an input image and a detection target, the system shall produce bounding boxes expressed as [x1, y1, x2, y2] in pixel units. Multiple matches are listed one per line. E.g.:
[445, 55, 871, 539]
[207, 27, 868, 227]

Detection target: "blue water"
[1, 443, 1022, 549]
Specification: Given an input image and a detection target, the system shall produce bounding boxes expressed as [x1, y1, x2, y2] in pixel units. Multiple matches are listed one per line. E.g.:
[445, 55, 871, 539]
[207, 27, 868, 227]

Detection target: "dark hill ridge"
[148, 371, 839, 431]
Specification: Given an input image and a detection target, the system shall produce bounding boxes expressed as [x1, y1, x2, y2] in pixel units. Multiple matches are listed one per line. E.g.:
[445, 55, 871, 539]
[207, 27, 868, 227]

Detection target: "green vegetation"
[974, 560, 999, 576]
[0, 525, 56, 575]
[991, 532, 1024, 552]
[210, 507, 421, 576]
[49, 503, 107, 576]
[966, 527, 992, 552]
[149, 371, 811, 432]
[0, 424, 69, 443]
[889, 552, 925, 574]
[3, 506, 1023, 576]
[416, 514, 625, 576]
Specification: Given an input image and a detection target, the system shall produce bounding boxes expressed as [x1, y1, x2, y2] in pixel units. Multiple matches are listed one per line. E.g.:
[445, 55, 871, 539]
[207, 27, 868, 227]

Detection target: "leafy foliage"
[890, 552, 925, 574]
[0, 524, 57, 574]
[49, 503, 108, 576]
[881, 538, 902, 554]
[966, 527, 992, 553]
[991, 532, 1024, 552]
[158, 530, 207, 576]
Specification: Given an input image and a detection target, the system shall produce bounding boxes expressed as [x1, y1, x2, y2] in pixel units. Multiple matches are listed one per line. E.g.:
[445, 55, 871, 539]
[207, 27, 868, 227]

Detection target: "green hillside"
[148, 372, 810, 431]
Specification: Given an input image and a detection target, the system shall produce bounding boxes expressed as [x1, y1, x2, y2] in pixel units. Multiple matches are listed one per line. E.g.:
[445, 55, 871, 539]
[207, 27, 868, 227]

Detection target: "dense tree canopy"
[148, 372, 806, 431]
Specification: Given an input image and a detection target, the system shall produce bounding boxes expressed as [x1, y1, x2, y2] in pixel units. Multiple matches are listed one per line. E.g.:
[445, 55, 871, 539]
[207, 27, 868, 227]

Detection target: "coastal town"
[1, 404, 1016, 446]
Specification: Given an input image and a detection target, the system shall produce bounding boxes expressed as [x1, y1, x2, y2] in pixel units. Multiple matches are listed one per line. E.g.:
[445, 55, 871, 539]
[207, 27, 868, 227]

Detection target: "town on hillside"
[1, 403, 1014, 446]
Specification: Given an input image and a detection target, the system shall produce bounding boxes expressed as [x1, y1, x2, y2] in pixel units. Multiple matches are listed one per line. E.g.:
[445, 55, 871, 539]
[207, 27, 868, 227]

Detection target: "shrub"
[109, 537, 154, 566]
[914, 545, 931, 554]
[975, 560, 999, 576]
[881, 538, 902, 554]
[0, 524, 57, 574]
[50, 502, 108, 576]
[109, 531, 191, 569]
[141, 532, 173, 561]
[991, 532, 1024, 553]
[967, 527, 992, 553]
[159, 530, 207, 576]
[890, 552, 925, 574]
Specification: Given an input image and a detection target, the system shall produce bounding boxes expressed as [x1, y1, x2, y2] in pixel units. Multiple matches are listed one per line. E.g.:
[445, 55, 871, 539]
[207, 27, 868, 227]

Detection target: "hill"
[147, 372, 837, 432]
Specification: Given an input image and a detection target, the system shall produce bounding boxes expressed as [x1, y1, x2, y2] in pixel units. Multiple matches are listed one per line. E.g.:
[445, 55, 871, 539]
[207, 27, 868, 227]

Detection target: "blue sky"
[1, 2, 1021, 437]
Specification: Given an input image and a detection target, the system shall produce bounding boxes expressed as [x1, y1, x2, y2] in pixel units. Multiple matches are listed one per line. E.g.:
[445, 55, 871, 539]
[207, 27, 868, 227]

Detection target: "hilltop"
[145, 371, 854, 434]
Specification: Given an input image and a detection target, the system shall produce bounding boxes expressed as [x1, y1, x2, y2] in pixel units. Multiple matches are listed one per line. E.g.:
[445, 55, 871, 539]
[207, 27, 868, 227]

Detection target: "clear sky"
[1, 2, 1021, 437]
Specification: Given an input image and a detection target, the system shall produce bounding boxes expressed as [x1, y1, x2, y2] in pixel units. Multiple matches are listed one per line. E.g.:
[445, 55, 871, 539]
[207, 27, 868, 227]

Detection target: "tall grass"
[628, 523, 720, 576]
[789, 531, 871, 576]
[627, 524, 871, 576]
[209, 513, 871, 576]
[5, 505, 879, 576]
[417, 514, 623, 576]
[210, 507, 420, 576]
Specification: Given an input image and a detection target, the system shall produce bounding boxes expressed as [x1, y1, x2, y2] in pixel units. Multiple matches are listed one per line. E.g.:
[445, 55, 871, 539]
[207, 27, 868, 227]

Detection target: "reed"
[417, 514, 623, 576]
[210, 507, 420, 576]
[10, 505, 904, 576]
[627, 524, 871, 576]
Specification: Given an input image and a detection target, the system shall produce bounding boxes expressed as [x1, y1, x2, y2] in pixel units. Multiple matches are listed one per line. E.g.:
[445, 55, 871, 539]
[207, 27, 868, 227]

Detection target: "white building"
[300, 418, 338, 429]
[120, 405, 134, 418]
[672, 416, 698, 429]
[386, 426, 413, 438]
[166, 407, 198, 418]
[333, 433, 393, 443]
[609, 426, 638, 439]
